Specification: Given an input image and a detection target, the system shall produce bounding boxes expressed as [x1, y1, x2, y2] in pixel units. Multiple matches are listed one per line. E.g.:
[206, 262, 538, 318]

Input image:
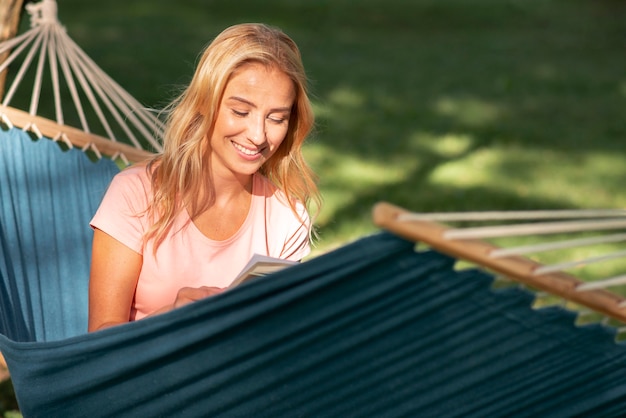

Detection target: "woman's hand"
[145, 286, 224, 318]
[172, 286, 224, 309]
[89, 228, 224, 331]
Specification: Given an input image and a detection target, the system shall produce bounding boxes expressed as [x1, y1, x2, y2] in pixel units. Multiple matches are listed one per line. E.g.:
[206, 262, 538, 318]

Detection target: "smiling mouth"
[232, 141, 262, 156]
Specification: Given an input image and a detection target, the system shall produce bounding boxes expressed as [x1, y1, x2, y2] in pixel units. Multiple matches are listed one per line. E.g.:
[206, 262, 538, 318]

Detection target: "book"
[228, 254, 298, 289]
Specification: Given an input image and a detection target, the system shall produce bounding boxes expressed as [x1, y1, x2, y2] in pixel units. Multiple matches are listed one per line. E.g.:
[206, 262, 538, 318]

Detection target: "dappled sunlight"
[42, 0, 620, 255]
[304, 142, 411, 225]
[531, 63, 559, 81]
[305, 143, 411, 185]
[1, 0, 625, 415]
[325, 87, 366, 109]
[429, 147, 500, 188]
[408, 132, 475, 158]
[429, 147, 626, 208]
[433, 96, 504, 127]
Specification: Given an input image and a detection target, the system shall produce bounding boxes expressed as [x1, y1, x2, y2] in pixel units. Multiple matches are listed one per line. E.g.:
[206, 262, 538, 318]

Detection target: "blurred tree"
[0, 0, 25, 99]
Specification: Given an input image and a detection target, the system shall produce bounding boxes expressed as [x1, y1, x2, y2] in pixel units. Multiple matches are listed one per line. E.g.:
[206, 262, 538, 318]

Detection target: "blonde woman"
[88, 23, 321, 332]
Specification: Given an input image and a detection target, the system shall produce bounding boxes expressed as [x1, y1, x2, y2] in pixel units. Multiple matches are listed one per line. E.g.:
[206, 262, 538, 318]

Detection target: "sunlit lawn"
[8, 0, 623, 253]
[6, 0, 624, 274]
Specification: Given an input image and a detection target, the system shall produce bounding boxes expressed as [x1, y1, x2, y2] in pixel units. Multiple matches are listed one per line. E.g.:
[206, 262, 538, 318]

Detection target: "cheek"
[267, 125, 290, 147]
[221, 115, 240, 131]
[215, 110, 241, 133]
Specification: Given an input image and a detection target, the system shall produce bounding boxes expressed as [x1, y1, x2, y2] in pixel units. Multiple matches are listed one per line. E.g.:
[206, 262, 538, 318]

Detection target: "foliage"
[0, 378, 19, 417]
[37, 0, 624, 251]
[1, 0, 624, 413]
[5, 0, 624, 249]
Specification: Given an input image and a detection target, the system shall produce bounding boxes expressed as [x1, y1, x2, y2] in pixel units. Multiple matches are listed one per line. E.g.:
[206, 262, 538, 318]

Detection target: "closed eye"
[267, 116, 287, 125]
[232, 109, 248, 117]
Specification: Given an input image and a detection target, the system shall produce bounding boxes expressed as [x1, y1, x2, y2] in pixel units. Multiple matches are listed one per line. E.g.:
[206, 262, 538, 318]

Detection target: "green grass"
[40, 0, 623, 249]
[8, 0, 625, 229]
[1, 0, 625, 413]
[5, 0, 624, 272]
[0, 379, 18, 418]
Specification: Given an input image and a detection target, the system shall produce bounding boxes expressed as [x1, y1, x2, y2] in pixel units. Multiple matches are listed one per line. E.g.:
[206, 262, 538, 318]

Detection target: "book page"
[228, 254, 298, 289]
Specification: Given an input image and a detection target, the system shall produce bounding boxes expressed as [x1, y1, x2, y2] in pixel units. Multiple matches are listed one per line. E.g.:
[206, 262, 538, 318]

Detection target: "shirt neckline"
[183, 174, 259, 246]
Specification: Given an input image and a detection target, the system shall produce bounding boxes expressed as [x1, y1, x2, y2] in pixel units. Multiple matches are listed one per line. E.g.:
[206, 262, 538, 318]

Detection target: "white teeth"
[232, 141, 260, 156]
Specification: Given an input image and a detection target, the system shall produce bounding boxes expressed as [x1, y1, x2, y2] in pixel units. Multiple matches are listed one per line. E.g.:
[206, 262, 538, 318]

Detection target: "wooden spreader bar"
[373, 201, 626, 324]
[0, 105, 154, 164]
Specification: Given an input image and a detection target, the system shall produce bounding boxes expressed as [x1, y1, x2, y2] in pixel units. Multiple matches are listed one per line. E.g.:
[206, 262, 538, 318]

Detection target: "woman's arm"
[88, 228, 225, 331]
[88, 228, 142, 332]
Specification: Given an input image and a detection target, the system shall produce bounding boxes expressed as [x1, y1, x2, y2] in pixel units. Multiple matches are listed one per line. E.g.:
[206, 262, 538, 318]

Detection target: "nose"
[247, 116, 266, 145]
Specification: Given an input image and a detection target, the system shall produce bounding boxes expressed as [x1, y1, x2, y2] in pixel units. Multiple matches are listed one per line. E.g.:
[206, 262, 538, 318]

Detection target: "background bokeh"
[39, 0, 625, 253]
[2, 0, 625, 286]
[1, 0, 625, 415]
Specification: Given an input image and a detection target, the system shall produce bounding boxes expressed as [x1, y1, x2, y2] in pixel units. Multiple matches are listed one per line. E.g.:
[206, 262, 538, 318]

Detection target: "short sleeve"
[89, 166, 151, 254]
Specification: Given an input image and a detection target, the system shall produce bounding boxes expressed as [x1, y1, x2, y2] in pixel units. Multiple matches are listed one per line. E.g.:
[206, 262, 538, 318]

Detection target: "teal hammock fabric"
[0, 127, 120, 342]
[3, 127, 626, 417]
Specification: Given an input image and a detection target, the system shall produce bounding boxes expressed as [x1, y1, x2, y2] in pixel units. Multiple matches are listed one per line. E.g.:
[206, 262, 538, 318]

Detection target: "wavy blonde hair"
[144, 23, 321, 251]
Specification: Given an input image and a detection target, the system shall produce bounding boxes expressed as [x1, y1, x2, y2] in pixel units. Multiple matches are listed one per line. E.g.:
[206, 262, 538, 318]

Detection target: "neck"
[193, 171, 253, 212]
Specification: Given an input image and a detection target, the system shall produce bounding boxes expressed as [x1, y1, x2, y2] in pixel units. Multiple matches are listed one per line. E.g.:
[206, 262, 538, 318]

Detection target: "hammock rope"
[0, 0, 162, 162]
[442, 218, 626, 240]
[374, 202, 626, 323]
[396, 206, 626, 281]
[489, 233, 626, 258]
[398, 209, 626, 222]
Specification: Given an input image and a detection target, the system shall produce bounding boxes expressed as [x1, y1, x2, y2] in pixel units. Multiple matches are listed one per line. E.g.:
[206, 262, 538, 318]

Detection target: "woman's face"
[209, 62, 296, 181]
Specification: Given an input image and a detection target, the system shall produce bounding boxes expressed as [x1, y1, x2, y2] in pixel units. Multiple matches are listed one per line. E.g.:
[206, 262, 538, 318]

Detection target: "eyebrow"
[227, 96, 292, 113]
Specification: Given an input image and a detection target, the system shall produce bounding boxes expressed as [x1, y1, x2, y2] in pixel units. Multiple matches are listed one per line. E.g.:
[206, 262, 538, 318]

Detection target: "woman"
[88, 23, 322, 332]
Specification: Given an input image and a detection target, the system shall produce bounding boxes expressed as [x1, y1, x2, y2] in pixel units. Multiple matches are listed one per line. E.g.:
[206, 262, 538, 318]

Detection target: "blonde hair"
[144, 23, 321, 251]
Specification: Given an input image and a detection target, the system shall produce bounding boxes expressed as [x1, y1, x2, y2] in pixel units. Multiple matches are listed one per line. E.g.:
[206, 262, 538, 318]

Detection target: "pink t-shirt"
[90, 165, 311, 320]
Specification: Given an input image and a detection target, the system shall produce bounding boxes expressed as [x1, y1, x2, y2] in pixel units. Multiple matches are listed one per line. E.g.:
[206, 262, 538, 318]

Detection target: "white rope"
[577, 274, 626, 292]
[399, 209, 626, 223]
[399, 208, 626, 293]
[0, 113, 13, 129]
[65, 34, 164, 148]
[47, 23, 62, 125]
[93, 69, 165, 147]
[82, 142, 102, 160]
[58, 29, 116, 139]
[23, 121, 42, 138]
[26, 0, 57, 26]
[1, 29, 44, 106]
[53, 24, 89, 131]
[69, 39, 148, 148]
[59, 22, 163, 149]
[490, 233, 626, 258]
[28, 24, 50, 116]
[533, 250, 626, 275]
[0, 27, 38, 56]
[443, 219, 626, 240]
[0, 0, 163, 152]
[52, 131, 72, 149]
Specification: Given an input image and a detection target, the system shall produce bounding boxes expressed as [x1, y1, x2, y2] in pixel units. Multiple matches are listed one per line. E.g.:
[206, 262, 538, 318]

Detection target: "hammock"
[0, 0, 155, 339]
[374, 202, 626, 324]
[0, 127, 120, 342]
[4, 1, 626, 416]
[3, 132, 626, 417]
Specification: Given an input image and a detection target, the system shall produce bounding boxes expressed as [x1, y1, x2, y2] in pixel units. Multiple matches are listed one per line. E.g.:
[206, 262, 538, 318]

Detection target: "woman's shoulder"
[105, 163, 153, 205]
[112, 163, 152, 187]
[116, 163, 150, 180]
